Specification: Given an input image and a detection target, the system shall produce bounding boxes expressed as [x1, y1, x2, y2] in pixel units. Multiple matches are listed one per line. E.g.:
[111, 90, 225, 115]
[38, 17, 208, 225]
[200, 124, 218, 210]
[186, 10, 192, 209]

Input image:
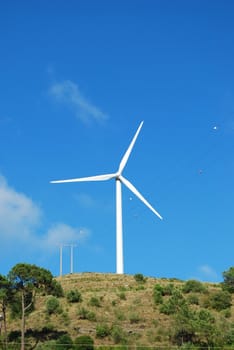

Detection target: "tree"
[222, 267, 234, 293]
[194, 309, 218, 347]
[0, 274, 13, 349]
[172, 304, 197, 345]
[8, 263, 62, 350]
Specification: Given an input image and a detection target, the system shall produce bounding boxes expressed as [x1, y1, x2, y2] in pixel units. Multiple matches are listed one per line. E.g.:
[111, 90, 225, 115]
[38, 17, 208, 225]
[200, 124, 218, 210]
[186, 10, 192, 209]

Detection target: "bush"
[74, 335, 94, 350]
[61, 311, 70, 325]
[118, 292, 126, 300]
[56, 334, 73, 349]
[96, 324, 111, 338]
[153, 284, 164, 305]
[222, 267, 234, 293]
[226, 323, 234, 344]
[129, 312, 141, 323]
[115, 310, 126, 321]
[153, 290, 163, 305]
[160, 301, 175, 315]
[182, 280, 206, 293]
[111, 325, 126, 344]
[134, 273, 146, 283]
[89, 296, 101, 307]
[160, 290, 186, 315]
[154, 283, 164, 294]
[209, 290, 232, 311]
[66, 289, 82, 303]
[77, 307, 96, 321]
[163, 283, 175, 296]
[187, 294, 199, 305]
[46, 296, 61, 315]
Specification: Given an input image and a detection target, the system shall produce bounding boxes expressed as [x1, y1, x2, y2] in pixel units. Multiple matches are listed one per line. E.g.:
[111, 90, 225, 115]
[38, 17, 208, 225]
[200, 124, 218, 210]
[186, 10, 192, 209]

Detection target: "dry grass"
[6, 273, 234, 347]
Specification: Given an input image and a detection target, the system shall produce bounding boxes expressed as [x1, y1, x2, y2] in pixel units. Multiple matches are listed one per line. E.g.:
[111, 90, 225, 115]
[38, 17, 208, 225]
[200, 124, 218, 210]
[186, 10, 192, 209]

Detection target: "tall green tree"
[0, 274, 13, 349]
[8, 263, 62, 350]
[222, 267, 234, 293]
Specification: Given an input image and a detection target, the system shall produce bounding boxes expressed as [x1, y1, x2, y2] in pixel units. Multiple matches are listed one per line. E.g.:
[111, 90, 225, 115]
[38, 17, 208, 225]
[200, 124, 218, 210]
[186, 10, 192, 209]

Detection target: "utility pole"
[58, 243, 77, 276]
[70, 243, 77, 274]
[59, 244, 63, 277]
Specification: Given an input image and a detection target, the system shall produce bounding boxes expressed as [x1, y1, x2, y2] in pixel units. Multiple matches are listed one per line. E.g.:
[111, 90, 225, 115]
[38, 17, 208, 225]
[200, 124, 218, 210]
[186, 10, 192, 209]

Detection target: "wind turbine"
[51, 121, 163, 274]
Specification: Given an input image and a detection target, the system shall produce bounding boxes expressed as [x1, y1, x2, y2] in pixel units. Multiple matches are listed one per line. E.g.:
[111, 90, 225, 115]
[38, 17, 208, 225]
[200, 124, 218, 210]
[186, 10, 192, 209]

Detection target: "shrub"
[209, 290, 232, 311]
[96, 324, 111, 338]
[223, 308, 231, 318]
[153, 290, 163, 305]
[89, 296, 101, 307]
[74, 335, 94, 350]
[187, 294, 199, 305]
[182, 280, 206, 293]
[87, 311, 96, 321]
[77, 307, 96, 321]
[115, 310, 126, 321]
[135, 284, 145, 291]
[134, 273, 146, 283]
[226, 323, 234, 344]
[46, 296, 61, 315]
[78, 307, 89, 319]
[56, 334, 73, 349]
[160, 301, 175, 315]
[153, 284, 164, 305]
[153, 283, 175, 303]
[61, 311, 70, 325]
[129, 312, 141, 323]
[163, 283, 175, 295]
[119, 292, 126, 300]
[111, 325, 126, 344]
[118, 286, 128, 292]
[154, 283, 164, 294]
[160, 290, 186, 315]
[66, 289, 82, 303]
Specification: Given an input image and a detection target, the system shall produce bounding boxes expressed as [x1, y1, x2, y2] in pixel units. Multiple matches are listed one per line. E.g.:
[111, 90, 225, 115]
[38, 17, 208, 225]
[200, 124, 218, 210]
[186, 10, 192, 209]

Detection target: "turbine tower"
[51, 121, 163, 274]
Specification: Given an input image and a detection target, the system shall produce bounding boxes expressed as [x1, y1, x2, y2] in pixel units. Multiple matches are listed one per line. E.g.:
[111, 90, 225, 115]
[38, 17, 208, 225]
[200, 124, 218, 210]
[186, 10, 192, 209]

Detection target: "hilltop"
[5, 272, 234, 349]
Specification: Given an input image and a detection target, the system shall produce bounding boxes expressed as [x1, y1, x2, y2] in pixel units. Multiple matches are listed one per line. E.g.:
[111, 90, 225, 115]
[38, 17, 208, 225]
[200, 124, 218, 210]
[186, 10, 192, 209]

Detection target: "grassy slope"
[8, 273, 234, 347]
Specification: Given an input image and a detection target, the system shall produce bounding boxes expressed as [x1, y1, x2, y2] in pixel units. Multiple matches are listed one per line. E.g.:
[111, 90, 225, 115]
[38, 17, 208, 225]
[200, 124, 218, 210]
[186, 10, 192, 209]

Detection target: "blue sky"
[0, 0, 234, 281]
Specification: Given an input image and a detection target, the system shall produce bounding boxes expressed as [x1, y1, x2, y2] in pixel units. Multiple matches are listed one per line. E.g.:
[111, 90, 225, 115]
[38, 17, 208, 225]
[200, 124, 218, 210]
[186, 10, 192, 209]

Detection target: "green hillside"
[2, 271, 234, 349]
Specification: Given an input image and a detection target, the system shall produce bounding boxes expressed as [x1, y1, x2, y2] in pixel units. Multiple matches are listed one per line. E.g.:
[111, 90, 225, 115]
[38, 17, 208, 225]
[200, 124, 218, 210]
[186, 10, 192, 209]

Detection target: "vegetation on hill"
[1, 265, 234, 349]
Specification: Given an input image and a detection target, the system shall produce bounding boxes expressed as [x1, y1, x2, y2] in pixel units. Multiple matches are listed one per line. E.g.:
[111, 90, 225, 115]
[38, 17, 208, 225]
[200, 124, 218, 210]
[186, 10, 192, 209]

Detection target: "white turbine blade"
[120, 175, 163, 220]
[51, 173, 116, 184]
[118, 121, 144, 174]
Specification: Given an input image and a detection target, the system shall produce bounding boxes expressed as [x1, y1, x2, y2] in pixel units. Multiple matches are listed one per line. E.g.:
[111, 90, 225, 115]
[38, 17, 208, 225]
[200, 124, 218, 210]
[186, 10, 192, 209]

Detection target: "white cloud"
[0, 175, 42, 240]
[0, 175, 91, 269]
[74, 193, 97, 208]
[48, 80, 108, 124]
[198, 264, 218, 280]
[42, 223, 90, 249]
